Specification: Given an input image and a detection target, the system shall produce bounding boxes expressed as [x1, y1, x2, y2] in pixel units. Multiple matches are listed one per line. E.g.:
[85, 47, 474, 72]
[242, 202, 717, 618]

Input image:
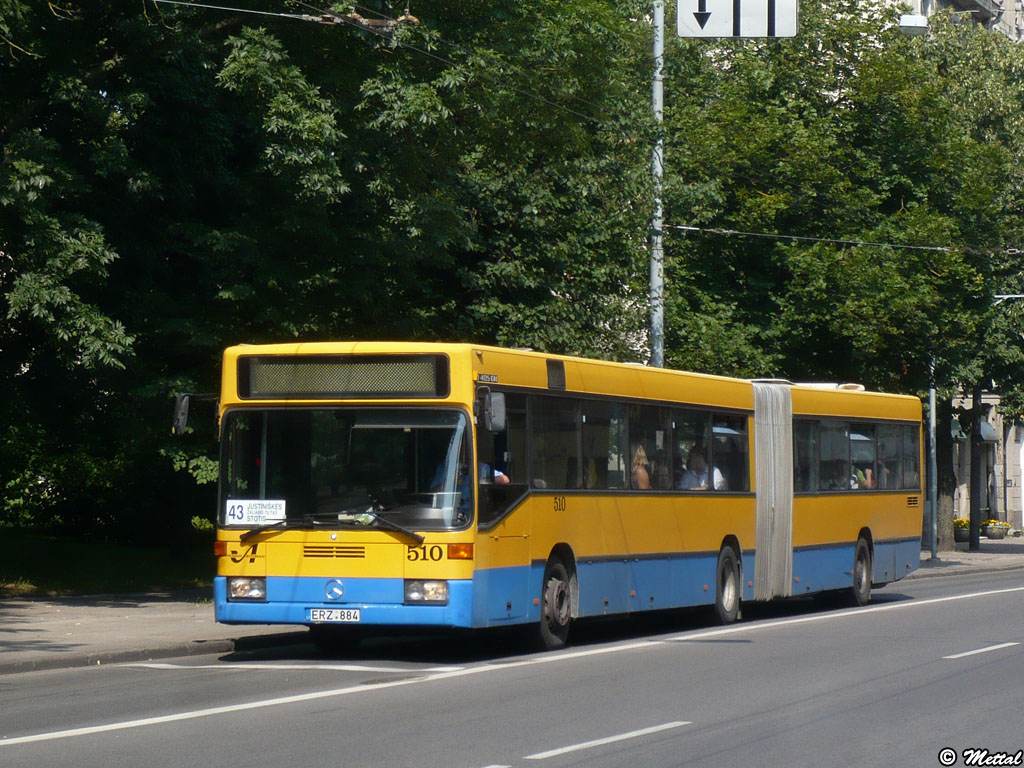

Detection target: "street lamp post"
[650, 0, 665, 368]
[928, 361, 938, 560]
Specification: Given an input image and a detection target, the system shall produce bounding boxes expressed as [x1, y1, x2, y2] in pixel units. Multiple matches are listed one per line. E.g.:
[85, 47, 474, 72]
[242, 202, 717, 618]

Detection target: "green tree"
[660, 2, 1024, 548]
[0, 1, 656, 532]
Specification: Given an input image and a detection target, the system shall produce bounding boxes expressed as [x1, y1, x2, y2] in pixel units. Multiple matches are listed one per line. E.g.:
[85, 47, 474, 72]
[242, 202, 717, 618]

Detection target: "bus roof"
[221, 342, 921, 421]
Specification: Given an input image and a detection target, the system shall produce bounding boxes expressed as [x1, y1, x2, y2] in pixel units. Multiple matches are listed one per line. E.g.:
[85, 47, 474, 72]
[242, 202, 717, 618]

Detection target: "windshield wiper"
[239, 513, 332, 542]
[240, 507, 425, 546]
[336, 508, 424, 545]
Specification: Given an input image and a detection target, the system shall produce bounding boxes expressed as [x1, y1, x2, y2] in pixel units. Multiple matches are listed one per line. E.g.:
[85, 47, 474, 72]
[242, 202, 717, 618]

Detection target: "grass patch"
[0, 529, 214, 597]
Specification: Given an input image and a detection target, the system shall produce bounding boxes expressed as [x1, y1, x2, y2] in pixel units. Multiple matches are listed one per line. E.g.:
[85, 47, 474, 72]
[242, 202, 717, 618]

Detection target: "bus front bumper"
[213, 576, 474, 627]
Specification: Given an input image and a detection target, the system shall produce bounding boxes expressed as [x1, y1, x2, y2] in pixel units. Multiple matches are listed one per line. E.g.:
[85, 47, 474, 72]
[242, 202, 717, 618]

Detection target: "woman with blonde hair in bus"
[631, 444, 651, 490]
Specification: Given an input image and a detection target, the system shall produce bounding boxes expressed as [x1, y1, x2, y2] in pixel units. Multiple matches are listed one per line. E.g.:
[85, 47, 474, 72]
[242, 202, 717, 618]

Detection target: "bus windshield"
[220, 408, 473, 531]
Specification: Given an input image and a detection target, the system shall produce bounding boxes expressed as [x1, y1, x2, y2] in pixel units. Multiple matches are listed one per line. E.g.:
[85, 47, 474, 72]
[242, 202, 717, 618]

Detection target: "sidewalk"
[0, 590, 307, 675]
[3, 538, 1023, 675]
[910, 533, 1024, 579]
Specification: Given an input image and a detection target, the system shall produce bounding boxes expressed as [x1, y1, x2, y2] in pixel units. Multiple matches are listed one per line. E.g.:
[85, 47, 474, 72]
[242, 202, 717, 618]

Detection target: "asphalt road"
[3, 570, 1023, 768]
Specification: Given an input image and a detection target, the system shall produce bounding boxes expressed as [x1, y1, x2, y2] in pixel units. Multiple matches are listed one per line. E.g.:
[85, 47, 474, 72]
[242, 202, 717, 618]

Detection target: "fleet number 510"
[407, 545, 444, 561]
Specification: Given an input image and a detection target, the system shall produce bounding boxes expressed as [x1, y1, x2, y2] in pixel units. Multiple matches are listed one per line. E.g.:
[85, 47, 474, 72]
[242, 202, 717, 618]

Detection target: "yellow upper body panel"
[221, 342, 758, 413]
[221, 342, 918, 420]
[791, 385, 921, 422]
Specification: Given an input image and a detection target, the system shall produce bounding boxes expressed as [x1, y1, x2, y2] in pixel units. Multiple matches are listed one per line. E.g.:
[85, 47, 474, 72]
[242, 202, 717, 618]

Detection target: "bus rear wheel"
[715, 546, 741, 624]
[538, 560, 572, 650]
[851, 538, 872, 607]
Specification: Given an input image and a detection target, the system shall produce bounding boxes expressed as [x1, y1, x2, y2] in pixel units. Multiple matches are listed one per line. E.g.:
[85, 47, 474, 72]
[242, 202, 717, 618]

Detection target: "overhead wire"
[151, 0, 616, 128]
[341, 1, 618, 119]
[308, 1, 615, 127]
[150, 1, 1020, 262]
[667, 224, 1022, 258]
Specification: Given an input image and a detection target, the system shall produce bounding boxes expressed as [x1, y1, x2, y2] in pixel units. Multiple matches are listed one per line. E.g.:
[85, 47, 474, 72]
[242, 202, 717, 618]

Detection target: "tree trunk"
[936, 398, 957, 552]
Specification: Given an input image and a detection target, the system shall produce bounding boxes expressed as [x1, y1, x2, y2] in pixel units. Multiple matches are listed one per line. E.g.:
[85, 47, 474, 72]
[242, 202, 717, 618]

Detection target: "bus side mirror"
[172, 394, 191, 436]
[482, 392, 506, 432]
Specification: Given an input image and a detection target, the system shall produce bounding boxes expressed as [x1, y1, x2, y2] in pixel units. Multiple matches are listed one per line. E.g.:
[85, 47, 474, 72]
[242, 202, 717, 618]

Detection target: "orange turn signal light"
[447, 543, 474, 560]
[213, 541, 228, 557]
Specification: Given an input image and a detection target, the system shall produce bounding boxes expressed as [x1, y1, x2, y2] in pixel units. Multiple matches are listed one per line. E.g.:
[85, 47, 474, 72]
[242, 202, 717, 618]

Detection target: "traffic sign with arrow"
[677, 0, 797, 38]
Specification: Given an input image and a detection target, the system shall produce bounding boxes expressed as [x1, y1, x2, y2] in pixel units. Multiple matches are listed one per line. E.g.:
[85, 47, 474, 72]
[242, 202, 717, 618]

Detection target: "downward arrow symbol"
[694, 0, 711, 28]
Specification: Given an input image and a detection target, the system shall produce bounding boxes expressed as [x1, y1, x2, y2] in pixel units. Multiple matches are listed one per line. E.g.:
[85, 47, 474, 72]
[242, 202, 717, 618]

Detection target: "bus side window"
[850, 424, 876, 489]
[793, 420, 818, 493]
[877, 425, 901, 490]
[629, 404, 671, 490]
[672, 409, 710, 490]
[903, 425, 921, 489]
[582, 401, 626, 489]
[530, 396, 580, 491]
[711, 414, 749, 492]
[820, 421, 851, 490]
[477, 394, 527, 527]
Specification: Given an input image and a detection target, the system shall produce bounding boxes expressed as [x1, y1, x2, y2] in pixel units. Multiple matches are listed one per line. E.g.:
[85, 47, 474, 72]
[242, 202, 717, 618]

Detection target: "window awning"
[979, 421, 1000, 443]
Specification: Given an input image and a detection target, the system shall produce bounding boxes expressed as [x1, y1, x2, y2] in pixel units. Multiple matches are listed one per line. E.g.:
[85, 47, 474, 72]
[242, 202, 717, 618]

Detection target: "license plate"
[308, 608, 361, 623]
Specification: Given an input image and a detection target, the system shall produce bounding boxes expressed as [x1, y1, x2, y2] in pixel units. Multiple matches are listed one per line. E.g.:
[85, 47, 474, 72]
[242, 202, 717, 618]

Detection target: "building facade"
[949, 392, 1024, 529]
[903, 0, 1024, 41]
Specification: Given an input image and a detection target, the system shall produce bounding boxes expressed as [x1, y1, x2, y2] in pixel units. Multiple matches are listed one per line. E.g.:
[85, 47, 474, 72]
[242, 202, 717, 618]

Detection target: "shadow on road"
[217, 589, 916, 668]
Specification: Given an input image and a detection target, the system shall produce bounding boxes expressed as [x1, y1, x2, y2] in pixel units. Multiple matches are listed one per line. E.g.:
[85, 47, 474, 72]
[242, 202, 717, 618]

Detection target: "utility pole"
[650, 0, 665, 368]
[969, 382, 984, 551]
[928, 359, 938, 559]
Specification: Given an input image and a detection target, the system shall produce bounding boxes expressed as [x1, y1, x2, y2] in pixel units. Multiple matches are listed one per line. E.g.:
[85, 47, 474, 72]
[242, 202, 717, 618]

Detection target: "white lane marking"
[5, 585, 1024, 748]
[943, 642, 1020, 660]
[0, 676, 426, 746]
[524, 721, 691, 760]
[665, 586, 1024, 643]
[122, 662, 464, 673]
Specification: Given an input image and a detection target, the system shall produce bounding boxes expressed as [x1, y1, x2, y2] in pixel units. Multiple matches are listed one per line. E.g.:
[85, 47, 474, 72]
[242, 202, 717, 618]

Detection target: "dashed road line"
[5, 586, 1023, 748]
[524, 721, 692, 760]
[943, 642, 1019, 660]
[122, 661, 465, 673]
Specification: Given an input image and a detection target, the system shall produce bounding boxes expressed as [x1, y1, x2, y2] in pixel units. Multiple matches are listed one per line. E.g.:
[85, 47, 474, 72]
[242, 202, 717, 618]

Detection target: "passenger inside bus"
[679, 446, 725, 490]
[631, 445, 651, 489]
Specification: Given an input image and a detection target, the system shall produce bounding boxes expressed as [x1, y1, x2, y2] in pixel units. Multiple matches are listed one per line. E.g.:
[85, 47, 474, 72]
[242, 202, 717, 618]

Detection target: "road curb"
[0, 631, 310, 675]
[906, 562, 1024, 580]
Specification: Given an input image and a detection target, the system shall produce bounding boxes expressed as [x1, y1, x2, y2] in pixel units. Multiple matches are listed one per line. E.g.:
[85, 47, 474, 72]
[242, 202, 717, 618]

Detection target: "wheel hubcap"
[547, 579, 570, 627]
[721, 563, 737, 611]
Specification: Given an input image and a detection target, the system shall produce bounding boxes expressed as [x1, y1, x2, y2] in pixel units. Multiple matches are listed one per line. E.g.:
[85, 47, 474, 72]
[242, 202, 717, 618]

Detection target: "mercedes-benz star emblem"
[325, 579, 344, 600]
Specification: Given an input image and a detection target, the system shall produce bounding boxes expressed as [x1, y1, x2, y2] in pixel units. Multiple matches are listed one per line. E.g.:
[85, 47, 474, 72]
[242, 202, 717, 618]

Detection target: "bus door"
[752, 381, 794, 600]
[476, 401, 531, 621]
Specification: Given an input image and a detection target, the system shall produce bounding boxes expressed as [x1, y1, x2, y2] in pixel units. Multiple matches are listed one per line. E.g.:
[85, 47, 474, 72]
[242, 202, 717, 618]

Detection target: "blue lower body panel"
[470, 564, 536, 625]
[872, 538, 920, 583]
[216, 538, 921, 628]
[575, 554, 723, 617]
[782, 537, 921, 596]
[214, 576, 473, 627]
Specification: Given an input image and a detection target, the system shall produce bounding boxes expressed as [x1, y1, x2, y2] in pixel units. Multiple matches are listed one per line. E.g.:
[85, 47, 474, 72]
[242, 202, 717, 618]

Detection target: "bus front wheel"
[851, 538, 872, 607]
[538, 560, 572, 650]
[715, 546, 741, 624]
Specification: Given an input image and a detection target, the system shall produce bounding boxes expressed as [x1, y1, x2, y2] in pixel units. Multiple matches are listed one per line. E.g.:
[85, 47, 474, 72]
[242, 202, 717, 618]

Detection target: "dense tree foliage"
[1, 0, 1022, 542]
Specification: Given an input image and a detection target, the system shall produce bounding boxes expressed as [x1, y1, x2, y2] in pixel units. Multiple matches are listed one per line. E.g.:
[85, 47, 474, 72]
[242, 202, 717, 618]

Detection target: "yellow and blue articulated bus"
[197, 342, 921, 649]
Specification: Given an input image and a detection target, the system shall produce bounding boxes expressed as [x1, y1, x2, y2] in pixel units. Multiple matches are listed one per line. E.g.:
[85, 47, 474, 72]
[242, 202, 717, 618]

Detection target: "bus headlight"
[404, 580, 448, 604]
[228, 577, 267, 600]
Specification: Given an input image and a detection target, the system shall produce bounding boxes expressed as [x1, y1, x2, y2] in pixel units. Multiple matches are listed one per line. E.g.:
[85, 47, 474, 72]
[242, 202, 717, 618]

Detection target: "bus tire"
[538, 560, 572, 650]
[851, 538, 872, 607]
[714, 545, 741, 624]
